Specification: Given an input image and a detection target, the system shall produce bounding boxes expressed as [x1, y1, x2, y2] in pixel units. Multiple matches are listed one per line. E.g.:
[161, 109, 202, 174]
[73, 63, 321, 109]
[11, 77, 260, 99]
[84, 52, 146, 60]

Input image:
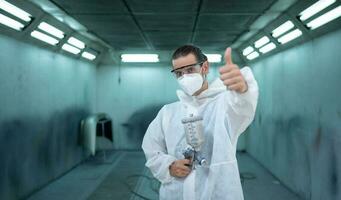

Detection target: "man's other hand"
[169, 159, 192, 178]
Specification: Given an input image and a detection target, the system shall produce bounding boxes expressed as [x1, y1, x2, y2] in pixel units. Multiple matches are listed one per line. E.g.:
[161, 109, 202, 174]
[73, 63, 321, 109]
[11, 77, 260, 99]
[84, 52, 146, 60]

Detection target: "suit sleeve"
[142, 106, 177, 184]
[224, 67, 259, 141]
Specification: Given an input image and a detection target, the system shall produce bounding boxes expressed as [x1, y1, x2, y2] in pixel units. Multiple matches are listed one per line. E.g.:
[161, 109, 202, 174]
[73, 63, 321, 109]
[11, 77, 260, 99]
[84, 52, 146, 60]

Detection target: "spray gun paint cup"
[181, 115, 206, 168]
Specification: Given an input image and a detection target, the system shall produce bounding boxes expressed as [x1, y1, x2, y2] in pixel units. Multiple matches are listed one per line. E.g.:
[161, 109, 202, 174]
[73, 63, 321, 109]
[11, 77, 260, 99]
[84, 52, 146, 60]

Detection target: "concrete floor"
[27, 151, 302, 200]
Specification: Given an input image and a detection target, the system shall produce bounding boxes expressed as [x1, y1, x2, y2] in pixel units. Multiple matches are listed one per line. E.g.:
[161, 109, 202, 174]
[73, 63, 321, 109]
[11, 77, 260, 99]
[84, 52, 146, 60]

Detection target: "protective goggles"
[171, 62, 204, 78]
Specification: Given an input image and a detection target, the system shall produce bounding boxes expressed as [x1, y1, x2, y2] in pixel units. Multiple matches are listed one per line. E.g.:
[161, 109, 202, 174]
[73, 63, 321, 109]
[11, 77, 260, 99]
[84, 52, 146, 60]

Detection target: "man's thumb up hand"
[219, 47, 248, 93]
[225, 47, 234, 65]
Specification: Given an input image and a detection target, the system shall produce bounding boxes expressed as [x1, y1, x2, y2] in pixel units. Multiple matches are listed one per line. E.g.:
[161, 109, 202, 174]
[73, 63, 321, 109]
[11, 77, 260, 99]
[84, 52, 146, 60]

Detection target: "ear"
[202, 61, 210, 74]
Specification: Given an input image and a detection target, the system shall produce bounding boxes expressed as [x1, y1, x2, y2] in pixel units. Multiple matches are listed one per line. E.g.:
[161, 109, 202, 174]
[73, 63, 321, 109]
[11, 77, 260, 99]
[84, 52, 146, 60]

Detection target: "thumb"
[225, 47, 233, 65]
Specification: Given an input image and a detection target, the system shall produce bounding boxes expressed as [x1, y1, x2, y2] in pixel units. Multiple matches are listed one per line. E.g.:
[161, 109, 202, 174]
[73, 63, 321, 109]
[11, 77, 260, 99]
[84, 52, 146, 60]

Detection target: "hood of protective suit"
[176, 78, 226, 106]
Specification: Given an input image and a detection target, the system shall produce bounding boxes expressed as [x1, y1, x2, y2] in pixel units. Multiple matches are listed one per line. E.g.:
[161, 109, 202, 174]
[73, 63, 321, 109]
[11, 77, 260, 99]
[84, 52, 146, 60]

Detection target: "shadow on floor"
[28, 151, 302, 200]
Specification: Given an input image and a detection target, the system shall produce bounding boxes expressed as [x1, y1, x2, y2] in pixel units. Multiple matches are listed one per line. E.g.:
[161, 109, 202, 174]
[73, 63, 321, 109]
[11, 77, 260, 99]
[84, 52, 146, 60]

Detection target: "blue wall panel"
[0, 34, 96, 199]
[246, 29, 341, 200]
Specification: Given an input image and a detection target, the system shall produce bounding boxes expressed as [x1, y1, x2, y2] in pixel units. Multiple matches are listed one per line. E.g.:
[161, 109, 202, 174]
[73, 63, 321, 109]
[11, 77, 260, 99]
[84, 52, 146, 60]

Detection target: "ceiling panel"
[146, 31, 191, 50]
[108, 40, 147, 50]
[126, 0, 199, 13]
[136, 15, 195, 31]
[99, 32, 147, 50]
[52, 0, 128, 14]
[73, 15, 139, 34]
[49, 0, 280, 51]
[194, 31, 236, 51]
[194, 41, 234, 51]
[201, 0, 276, 13]
[194, 31, 237, 42]
[197, 15, 256, 31]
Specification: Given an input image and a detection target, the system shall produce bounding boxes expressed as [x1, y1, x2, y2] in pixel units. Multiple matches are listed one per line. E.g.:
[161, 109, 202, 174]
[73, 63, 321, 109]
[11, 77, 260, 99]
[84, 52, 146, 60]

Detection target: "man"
[142, 45, 258, 200]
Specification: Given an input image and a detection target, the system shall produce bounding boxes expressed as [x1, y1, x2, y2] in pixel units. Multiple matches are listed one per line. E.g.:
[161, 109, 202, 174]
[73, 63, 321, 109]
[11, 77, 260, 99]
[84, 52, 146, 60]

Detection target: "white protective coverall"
[142, 67, 258, 200]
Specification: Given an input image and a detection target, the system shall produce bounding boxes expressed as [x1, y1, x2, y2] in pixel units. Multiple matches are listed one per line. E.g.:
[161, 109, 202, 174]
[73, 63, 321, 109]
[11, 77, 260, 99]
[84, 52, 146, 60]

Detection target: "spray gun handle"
[183, 148, 195, 169]
[186, 156, 194, 169]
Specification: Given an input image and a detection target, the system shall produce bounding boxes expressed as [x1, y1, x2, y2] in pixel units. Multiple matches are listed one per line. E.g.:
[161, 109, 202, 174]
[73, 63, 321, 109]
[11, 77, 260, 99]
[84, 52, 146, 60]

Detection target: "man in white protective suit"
[142, 45, 259, 200]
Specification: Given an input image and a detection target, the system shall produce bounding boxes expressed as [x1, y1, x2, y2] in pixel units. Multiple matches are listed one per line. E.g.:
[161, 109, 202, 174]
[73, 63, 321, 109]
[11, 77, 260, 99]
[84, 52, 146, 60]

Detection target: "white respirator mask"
[177, 73, 204, 96]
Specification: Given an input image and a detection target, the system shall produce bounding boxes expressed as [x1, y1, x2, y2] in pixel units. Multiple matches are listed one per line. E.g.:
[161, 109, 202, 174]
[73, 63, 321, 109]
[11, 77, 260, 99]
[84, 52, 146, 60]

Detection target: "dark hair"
[172, 45, 207, 63]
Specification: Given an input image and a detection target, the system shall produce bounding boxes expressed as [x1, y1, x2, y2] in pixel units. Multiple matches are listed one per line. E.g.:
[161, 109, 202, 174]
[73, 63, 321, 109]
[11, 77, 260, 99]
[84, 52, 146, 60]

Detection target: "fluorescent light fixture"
[246, 52, 259, 60]
[82, 52, 96, 60]
[0, 0, 32, 22]
[205, 54, 222, 63]
[243, 46, 254, 56]
[259, 42, 276, 54]
[0, 13, 24, 30]
[299, 0, 336, 21]
[67, 37, 85, 49]
[272, 21, 295, 38]
[278, 29, 302, 44]
[306, 5, 341, 30]
[38, 22, 64, 39]
[254, 36, 270, 48]
[62, 44, 81, 55]
[121, 54, 159, 63]
[30, 30, 59, 45]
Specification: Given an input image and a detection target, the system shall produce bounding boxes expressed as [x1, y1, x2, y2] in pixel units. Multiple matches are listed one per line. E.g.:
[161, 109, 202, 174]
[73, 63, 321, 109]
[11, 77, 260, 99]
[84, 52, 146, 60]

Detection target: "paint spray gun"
[181, 115, 207, 169]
